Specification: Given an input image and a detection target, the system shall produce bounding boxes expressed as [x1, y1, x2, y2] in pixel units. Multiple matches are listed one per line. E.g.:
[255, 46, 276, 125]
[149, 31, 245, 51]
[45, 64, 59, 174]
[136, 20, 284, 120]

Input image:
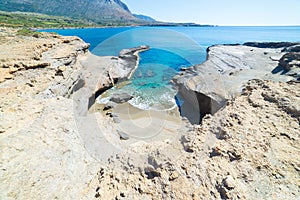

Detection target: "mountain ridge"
[133, 14, 156, 22]
[0, 0, 140, 24]
[0, 1, 214, 27]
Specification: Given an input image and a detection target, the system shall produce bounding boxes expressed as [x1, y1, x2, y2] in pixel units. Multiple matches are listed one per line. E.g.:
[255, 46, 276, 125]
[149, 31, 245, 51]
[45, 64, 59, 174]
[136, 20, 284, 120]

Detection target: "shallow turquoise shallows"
[42, 26, 300, 110]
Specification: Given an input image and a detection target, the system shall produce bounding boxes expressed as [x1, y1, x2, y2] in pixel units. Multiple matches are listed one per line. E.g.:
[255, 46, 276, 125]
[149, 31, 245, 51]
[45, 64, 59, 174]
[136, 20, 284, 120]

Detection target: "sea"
[42, 26, 300, 111]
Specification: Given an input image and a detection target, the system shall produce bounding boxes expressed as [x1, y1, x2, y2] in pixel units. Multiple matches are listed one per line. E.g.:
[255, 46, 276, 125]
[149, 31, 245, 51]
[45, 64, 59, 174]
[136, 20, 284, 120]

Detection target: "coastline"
[129, 46, 149, 79]
[118, 45, 150, 80]
[35, 24, 140, 31]
[98, 102, 182, 146]
[0, 27, 299, 199]
[35, 24, 218, 31]
[36, 25, 300, 31]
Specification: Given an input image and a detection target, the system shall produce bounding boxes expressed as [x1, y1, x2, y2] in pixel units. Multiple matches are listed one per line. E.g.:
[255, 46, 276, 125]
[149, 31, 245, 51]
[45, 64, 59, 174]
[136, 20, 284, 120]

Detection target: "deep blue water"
[42, 26, 300, 110]
[42, 26, 300, 52]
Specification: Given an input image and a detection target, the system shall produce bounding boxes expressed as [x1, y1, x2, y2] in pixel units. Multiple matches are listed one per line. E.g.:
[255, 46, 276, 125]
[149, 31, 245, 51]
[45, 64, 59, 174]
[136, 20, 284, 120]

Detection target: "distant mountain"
[133, 14, 156, 22]
[0, 0, 140, 24]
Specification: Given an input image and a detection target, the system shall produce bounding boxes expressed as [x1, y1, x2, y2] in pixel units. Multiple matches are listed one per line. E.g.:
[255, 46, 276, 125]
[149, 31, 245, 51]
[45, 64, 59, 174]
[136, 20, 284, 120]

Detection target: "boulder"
[282, 44, 300, 53]
[279, 52, 300, 71]
[113, 115, 121, 123]
[103, 101, 118, 111]
[223, 176, 236, 190]
[117, 130, 129, 140]
[110, 92, 133, 103]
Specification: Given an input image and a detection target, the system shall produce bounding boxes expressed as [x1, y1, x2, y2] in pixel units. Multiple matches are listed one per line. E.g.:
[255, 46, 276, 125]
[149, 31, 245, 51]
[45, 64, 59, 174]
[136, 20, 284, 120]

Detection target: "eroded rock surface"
[1, 28, 299, 200]
[92, 79, 300, 200]
[0, 28, 147, 199]
[173, 43, 300, 123]
[73, 45, 149, 115]
[0, 28, 99, 199]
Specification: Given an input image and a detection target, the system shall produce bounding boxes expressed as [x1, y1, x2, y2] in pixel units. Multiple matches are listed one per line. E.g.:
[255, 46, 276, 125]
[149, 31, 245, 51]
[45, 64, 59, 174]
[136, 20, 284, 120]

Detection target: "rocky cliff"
[173, 43, 300, 124]
[0, 0, 139, 23]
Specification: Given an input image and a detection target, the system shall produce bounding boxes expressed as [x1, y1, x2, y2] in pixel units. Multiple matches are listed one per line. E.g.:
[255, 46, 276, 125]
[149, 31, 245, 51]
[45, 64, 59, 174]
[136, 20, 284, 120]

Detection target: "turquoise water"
[42, 26, 300, 110]
[101, 48, 193, 110]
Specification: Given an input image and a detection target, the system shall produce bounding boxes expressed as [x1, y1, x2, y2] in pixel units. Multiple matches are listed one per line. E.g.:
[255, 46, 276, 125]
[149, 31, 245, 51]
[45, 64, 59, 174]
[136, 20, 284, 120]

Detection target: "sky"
[122, 0, 300, 26]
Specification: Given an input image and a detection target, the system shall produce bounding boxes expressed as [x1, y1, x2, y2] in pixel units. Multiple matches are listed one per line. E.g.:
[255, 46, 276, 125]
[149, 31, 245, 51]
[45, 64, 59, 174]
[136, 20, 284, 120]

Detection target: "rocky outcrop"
[0, 28, 90, 97]
[173, 43, 300, 124]
[117, 45, 149, 79]
[245, 42, 300, 80]
[244, 42, 299, 49]
[282, 44, 300, 53]
[73, 45, 149, 115]
[279, 52, 300, 68]
[91, 79, 300, 200]
[0, 28, 99, 199]
[0, 28, 147, 199]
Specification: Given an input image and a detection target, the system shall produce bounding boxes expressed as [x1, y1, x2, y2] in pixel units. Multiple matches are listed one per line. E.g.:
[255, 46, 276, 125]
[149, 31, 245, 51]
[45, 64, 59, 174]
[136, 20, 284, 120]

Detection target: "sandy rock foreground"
[0, 28, 299, 199]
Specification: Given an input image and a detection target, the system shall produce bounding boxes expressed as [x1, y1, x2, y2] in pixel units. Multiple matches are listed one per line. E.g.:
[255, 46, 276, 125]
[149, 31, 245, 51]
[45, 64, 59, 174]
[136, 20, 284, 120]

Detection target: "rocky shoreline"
[0, 28, 299, 199]
[173, 42, 300, 124]
[0, 28, 149, 199]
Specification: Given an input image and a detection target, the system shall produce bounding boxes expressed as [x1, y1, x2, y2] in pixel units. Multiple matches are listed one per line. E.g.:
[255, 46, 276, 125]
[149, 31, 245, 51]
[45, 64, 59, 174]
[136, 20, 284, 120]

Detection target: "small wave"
[96, 83, 178, 111]
[128, 98, 177, 111]
[97, 97, 110, 104]
[128, 86, 178, 111]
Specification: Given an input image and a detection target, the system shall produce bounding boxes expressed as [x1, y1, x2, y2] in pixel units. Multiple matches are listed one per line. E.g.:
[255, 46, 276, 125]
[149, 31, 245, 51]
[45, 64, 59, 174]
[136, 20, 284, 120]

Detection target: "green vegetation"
[0, 11, 210, 29]
[0, 11, 146, 28]
[0, 11, 96, 28]
[16, 28, 41, 36]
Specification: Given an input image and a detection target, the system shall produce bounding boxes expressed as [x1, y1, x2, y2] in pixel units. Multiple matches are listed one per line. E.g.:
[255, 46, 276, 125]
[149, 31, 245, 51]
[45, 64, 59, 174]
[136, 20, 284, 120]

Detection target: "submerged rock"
[145, 69, 155, 77]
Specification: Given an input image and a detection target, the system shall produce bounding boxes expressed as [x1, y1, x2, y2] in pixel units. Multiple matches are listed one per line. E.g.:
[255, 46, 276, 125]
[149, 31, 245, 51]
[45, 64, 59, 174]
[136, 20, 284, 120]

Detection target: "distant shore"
[35, 24, 216, 31]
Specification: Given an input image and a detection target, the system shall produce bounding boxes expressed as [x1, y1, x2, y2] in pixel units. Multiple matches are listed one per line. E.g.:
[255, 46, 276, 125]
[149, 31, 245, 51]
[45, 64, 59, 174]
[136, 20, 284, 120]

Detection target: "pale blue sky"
[122, 0, 300, 26]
